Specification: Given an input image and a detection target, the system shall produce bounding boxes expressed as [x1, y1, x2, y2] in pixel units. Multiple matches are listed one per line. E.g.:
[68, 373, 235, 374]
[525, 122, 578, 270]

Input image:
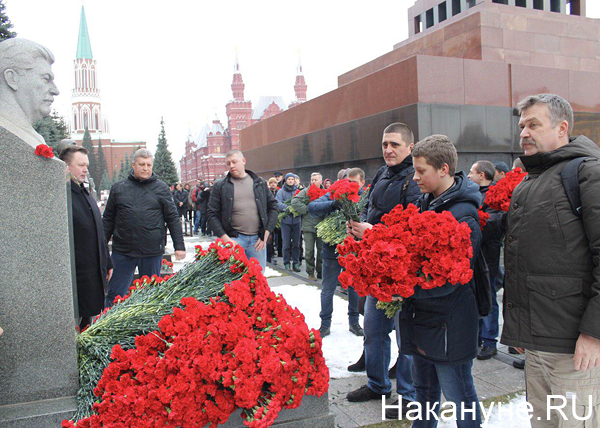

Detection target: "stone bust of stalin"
[0, 38, 59, 148]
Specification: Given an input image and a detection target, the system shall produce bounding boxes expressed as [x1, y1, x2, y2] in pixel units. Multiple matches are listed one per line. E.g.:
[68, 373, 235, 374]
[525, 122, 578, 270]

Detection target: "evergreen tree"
[33, 111, 69, 155]
[0, 0, 16, 41]
[118, 153, 130, 180]
[82, 128, 99, 184]
[96, 137, 108, 189]
[153, 117, 179, 185]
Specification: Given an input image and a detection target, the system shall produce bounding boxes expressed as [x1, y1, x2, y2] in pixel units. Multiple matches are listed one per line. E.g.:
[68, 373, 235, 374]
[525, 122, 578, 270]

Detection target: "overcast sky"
[6, 1, 600, 162]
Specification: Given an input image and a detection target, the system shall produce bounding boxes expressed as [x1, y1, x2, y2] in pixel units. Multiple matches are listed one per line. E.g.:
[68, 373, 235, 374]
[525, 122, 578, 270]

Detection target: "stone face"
[0, 129, 77, 419]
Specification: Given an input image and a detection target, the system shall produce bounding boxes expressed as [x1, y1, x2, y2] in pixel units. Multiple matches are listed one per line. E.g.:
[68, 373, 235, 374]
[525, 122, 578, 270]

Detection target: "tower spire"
[293, 55, 307, 104]
[76, 6, 93, 59]
[231, 52, 245, 101]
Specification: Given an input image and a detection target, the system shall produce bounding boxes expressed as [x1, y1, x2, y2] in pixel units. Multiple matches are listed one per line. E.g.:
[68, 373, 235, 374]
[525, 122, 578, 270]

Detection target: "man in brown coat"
[501, 94, 600, 426]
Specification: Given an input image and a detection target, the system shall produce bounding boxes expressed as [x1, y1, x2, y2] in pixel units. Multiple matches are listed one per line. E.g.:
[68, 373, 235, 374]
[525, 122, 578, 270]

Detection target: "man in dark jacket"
[397, 134, 482, 425]
[207, 149, 278, 271]
[501, 94, 600, 425]
[308, 169, 364, 339]
[276, 173, 302, 271]
[468, 160, 504, 360]
[103, 149, 186, 308]
[60, 146, 112, 330]
[192, 179, 203, 235]
[345, 123, 420, 414]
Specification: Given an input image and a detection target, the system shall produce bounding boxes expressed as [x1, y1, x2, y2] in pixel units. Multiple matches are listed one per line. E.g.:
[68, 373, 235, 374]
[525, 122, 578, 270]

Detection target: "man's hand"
[574, 332, 600, 371]
[255, 231, 270, 251]
[175, 250, 186, 261]
[107, 268, 113, 282]
[347, 220, 373, 239]
[220, 234, 234, 244]
[0, 326, 3, 336]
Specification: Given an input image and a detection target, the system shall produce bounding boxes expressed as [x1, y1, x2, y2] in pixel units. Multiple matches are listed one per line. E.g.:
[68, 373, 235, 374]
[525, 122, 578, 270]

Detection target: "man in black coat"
[103, 149, 185, 308]
[60, 146, 112, 330]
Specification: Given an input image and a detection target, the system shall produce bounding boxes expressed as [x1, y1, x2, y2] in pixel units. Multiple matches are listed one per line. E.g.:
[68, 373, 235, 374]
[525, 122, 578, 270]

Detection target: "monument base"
[0, 396, 76, 428]
[222, 393, 334, 428]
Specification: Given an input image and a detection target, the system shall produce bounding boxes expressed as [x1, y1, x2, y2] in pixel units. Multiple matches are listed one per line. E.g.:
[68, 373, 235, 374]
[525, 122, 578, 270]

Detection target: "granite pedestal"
[0, 130, 78, 426]
[221, 393, 334, 428]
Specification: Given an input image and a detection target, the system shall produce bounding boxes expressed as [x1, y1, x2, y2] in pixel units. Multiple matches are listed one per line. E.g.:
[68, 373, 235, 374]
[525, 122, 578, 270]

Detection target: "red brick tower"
[225, 55, 253, 151]
[290, 59, 307, 108]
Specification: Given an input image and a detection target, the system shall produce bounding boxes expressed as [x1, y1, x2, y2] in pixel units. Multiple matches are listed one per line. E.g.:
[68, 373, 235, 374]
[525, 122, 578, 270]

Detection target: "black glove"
[332, 199, 342, 210]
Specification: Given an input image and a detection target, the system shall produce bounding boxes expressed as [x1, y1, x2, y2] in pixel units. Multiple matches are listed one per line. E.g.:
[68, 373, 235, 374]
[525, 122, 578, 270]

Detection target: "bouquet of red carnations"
[306, 183, 328, 202]
[67, 240, 328, 427]
[316, 186, 370, 246]
[327, 179, 361, 221]
[337, 204, 473, 317]
[477, 209, 489, 230]
[485, 168, 527, 212]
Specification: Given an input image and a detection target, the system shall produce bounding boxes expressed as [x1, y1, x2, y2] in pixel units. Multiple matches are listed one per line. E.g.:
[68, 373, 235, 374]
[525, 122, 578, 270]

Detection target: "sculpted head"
[0, 38, 59, 125]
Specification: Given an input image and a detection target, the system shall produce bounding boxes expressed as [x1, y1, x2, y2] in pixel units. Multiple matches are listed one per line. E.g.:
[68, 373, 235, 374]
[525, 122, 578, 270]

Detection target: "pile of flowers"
[68, 240, 328, 426]
[485, 168, 527, 212]
[336, 204, 473, 317]
[316, 186, 369, 246]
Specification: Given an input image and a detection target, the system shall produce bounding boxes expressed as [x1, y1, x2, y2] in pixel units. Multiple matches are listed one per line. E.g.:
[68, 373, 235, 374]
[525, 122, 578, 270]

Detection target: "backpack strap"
[560, 157, 597, 217]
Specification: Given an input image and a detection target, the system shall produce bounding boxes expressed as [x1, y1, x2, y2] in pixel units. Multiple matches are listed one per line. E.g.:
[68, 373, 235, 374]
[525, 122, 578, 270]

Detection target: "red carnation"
[35, 144, 54, 159]
[478, 209, 490, 231]
[307, 184, 327, 202]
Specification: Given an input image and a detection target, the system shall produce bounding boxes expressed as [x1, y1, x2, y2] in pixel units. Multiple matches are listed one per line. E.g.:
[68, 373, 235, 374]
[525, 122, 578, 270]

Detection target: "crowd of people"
[65, 93, 600, 427]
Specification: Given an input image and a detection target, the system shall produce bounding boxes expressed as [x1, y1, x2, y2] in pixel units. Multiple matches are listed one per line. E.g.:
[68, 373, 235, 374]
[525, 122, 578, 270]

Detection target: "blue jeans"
[233, 233, 266, 272]
[478, 276, 499, 348]
[280, 222, 301, 265]
[365, 296, 415, 399]
[411, 356, 481, 428]
[194, 211, 207, 235]
[105, 252, 162, 308]
[320, 257, 360, 328]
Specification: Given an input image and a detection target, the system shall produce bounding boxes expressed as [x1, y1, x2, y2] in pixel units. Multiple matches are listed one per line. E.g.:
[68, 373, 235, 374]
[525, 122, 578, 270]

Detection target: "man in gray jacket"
[501, 94, 600, 426]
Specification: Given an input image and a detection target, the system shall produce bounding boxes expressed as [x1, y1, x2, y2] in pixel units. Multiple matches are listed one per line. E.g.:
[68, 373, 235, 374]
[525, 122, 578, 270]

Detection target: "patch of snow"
[263, 267, 282, 278]
[272, 283, 399, 379]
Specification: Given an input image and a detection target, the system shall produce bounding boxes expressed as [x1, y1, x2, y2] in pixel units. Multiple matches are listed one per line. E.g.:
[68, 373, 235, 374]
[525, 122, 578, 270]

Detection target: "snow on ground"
[264, 267, 282, 278]
[273, 283, 399, 379]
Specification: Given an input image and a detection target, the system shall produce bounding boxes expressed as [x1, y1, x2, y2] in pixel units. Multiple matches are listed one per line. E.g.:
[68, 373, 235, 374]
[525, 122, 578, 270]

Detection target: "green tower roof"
[76, 6, 93, 59]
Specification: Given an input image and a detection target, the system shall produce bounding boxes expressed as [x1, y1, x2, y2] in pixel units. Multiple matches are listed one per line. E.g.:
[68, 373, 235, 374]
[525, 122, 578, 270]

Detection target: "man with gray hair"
[502, 94, 600, 425]
[103, 148, 185, 307]
[0, 38, 59, 147]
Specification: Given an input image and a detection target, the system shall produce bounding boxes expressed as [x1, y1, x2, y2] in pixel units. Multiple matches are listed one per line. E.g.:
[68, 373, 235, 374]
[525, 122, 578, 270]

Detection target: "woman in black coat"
[61, 146, 113, 330]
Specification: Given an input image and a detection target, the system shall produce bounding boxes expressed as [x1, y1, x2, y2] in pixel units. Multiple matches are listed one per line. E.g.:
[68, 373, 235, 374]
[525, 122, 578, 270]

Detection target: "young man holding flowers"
[345, 123, 420, 412]
[398, 134, 482, 426]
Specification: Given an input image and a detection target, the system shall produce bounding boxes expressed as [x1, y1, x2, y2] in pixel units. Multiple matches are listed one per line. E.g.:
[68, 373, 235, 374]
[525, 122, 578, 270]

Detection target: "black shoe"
[292, 263, 301, 272]
[319, 326, 330, 338]
[317, 271, 322, 279]
[347, 385, 390, 402]
[513, 359, 525, 370]
[508, 346, 519, 355]
[385, 398, 416, 420]
[284, 263, 290, 270]
[272, 259, 277, 265]
[348, 350, 365, 372]
[477, 346, 498, 360]
[388, 358, 398, 379]
[349, 324, 364, 336]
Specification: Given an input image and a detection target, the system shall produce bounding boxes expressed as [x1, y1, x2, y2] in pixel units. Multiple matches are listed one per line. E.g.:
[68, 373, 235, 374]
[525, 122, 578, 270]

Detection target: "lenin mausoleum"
[239, 0, 599, 182]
